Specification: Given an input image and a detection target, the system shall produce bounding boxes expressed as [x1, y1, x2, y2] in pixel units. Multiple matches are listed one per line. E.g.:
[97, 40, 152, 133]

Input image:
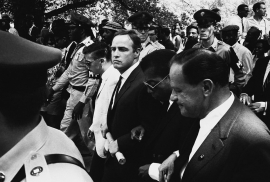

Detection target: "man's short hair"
[83, 42, 111, 61]
[161, 28, 170, 36]
[253, 2, 265, 12]
[186, 25, 199, 35]
[140, 49, 176, 78]
[170, 48, 229, 87]
[114, 30, 141, 51]
[237, 4, 248, 12]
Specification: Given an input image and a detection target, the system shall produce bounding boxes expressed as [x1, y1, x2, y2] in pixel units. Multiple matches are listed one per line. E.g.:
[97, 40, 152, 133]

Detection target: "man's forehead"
[112, 35, 133, 46]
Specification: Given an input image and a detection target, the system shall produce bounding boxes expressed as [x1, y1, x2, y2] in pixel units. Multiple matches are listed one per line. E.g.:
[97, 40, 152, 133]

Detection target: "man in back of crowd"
[102, 21, 123, 45]
[47, 12, 94, 145]
[225, 4, 249, 41]
[160, 27, 175, 51]
[244, 2, 270, 40]
[184, 25, 199, 50]
[148, 26, 165, 49]
[221, 25, 253, 88]
[0, 31, 92, 182]
[128, 11, 162, 61]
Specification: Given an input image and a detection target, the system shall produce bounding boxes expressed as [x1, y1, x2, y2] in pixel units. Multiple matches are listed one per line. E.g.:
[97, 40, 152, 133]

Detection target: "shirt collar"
[232, 42, 240, 50]
[121, 61, 139, 80]
[0, 118, 49, 182]
[102, 65, 117, 80]
[200, 92, 234, 130]
[200, 37, 219, 51]
[79, 36, 92, 46]
[142, 37, 151, 49]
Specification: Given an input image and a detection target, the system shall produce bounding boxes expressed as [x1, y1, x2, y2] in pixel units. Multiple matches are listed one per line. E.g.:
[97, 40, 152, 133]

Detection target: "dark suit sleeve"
[231, 140, 270, 182]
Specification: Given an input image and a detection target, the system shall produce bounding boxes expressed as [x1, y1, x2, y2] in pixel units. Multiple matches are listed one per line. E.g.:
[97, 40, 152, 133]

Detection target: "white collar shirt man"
[244, 16, 270, 38]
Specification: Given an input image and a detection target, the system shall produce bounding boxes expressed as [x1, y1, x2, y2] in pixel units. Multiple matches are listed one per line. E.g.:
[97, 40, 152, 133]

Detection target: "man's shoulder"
[193, 42, 201, 48]
[216, 40, 230, 51]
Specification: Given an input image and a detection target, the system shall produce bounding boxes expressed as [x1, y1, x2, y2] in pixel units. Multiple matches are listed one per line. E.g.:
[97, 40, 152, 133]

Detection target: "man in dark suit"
[135, 50, 194, 182]
[240, 39, 270, 128]
[101, 30, 161, 182]
[159, 48, 270, 182]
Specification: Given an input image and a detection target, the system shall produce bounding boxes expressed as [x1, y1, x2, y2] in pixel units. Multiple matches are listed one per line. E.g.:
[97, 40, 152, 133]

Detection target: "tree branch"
[116, 0, 137, 12]
[44, 0, 97, 18]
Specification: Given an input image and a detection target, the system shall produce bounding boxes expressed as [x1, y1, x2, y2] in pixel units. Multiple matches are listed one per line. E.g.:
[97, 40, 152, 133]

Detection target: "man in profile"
[159, 48, 270, 182]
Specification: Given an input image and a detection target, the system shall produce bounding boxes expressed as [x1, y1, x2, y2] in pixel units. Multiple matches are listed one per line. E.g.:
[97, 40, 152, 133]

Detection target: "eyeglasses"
[143, 75, 169, 90]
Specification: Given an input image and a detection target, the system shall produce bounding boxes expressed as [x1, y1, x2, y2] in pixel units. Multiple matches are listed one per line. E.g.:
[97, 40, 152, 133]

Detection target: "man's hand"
[159, 153, 177, 182]
[101, 124, 108, 138]
[87, 129, 94, 140]
[108, 140, 118, 155]
[47, 87, 55, 103]
[248, 102, 265, 113]
[72, 101, 85, 120]
[138, 164, 150, 179]
[239, 93, 251, 105]
[131, 125, 145, 141]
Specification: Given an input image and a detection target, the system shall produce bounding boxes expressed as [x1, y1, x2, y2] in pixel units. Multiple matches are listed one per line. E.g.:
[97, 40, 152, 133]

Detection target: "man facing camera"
[101, 30, 161, 182]
[159, 48, 270, 182]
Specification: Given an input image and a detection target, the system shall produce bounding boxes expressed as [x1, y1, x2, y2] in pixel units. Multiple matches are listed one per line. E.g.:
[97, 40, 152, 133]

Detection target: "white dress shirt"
[244, 16, 270, 38]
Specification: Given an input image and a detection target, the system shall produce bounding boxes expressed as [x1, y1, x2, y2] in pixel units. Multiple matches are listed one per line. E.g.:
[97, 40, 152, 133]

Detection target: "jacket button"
[0, 172, 5, 182]
[198, 154, 205, 161]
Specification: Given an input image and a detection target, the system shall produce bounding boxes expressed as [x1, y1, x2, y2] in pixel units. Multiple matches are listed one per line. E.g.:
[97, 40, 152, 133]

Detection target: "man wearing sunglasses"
[129, 50, 194, 181]
[128, 11, 163, 61]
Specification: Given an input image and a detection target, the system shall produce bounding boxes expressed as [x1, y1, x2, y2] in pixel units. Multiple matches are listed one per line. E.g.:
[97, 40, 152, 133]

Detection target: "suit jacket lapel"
[182, 98, 242, 182]
[114, 66, 141, 106]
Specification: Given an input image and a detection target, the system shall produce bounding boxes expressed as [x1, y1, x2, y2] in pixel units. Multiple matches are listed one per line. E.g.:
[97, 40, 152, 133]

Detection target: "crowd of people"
[1, 1, 270, 182]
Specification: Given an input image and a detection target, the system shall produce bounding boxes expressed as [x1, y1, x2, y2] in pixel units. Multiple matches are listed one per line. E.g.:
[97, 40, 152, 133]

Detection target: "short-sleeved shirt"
[0, 118, 93, 182]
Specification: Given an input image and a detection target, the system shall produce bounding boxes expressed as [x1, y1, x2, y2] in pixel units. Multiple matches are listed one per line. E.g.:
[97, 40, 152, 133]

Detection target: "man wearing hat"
[102, 21, 123, 45]
[48, 11, 94, 142]
[0, 31, 93, 181]
[1, 14, 19, 36]
[128, 11, 163, 61]
[193, 9, 243, 95]
[221, 25, 253, 88]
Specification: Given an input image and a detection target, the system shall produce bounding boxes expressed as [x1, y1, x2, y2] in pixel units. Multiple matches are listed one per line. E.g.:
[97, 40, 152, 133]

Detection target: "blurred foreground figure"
[0, 31, 92, 182]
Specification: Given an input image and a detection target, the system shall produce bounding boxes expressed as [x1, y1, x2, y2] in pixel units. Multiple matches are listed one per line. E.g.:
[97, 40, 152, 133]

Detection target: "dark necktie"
[111, 76, 122, 109]
[242, 18, 244, 33]
[92, 76, 102, 110]
[177, 121, 200, 179]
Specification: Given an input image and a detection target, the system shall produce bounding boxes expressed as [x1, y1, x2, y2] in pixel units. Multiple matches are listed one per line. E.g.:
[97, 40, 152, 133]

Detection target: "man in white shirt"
[79, 42, 120, 182]
[158, 49, 270, 182]
[148, 26, 165, 49]
[47, 12, 94, 138]
[225, 4, 249, 40]
[244, 2, 270, 39]
[221, 25, 253, 88]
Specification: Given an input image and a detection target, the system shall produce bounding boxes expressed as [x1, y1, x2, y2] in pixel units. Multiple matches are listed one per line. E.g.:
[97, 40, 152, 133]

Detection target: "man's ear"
[134, 48, 141, 59]
[201, 79, 214, 97]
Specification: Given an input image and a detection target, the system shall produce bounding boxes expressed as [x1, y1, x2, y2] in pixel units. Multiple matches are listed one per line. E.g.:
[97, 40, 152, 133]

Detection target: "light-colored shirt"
[0, 118, 92, 182]
[181, 92, 234, 178]
[152, 40, 165, 49]
[139, 37, 159, 62]
[232, 42, 253, 86]
[90, 65, 120, 132]
[263, 59, 270, 84]
[244, 16, 270, 37]
[53, 37, 93, 91]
